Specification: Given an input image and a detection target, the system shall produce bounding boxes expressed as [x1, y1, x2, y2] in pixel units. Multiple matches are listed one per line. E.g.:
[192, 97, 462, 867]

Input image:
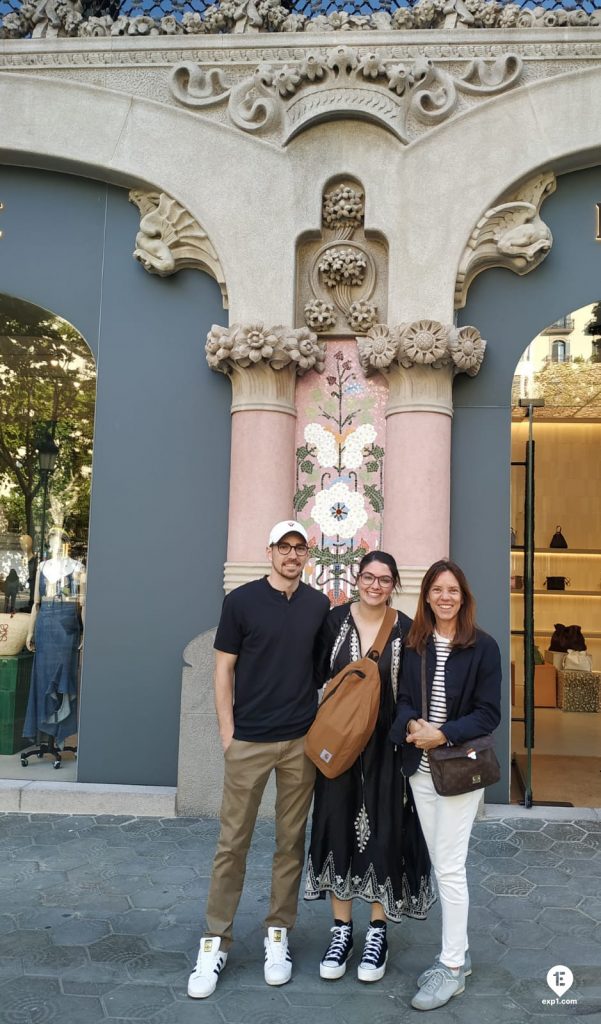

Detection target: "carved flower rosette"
[356, 323, 399, 374]
[398, 320, 450, 368]
[448, 325, 486, 376]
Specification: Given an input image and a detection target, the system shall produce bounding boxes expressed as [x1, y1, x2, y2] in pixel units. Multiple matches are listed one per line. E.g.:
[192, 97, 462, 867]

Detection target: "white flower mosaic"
[304, 423, 338, 467]
[341, 423, 377, 470]
[311, 481, 368, 539]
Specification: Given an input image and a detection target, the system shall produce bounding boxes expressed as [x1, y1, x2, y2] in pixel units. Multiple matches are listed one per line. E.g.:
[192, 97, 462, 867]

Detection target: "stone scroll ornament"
[129, 190, 228, 307]
[455, 172, 556, 308]
[169, 49, 523, 145]
[357, 321, 486, 377]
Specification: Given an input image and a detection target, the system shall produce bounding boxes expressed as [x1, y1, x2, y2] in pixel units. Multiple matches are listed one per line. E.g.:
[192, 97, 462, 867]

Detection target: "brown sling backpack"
[304, 606, 397, 779]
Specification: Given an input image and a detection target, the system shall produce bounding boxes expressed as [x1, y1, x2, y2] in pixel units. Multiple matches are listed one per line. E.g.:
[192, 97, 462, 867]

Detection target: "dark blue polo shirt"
[214, 576, 330, 742]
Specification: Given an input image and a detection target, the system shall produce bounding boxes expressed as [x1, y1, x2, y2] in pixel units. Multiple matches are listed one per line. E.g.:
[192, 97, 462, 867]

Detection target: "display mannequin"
[20, 534, 38, 612]
[23, 528, 84, 749]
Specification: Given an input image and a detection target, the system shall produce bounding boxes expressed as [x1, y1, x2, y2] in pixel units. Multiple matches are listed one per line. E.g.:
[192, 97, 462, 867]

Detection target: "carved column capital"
[356, 321, 486, 416]
[129, 189, 228, 308]
[206, 323, 325, 414]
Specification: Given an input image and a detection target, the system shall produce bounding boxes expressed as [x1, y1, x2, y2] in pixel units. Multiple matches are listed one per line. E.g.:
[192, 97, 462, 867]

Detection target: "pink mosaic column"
[205, 324, 325, 591]
[383, 406, 451, 566]
[358, 323, 486, 611]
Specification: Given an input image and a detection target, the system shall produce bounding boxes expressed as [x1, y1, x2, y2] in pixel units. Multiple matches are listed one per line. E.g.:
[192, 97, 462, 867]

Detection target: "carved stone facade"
[129, 189, 228, 306]
[4, 0, 601, 40]
[170, 48, 524, 145]
[455, 171, 556, 308]
[357, 321, 486, 414]
[205, 322, 325, 413]
[297, 178, 387, 336]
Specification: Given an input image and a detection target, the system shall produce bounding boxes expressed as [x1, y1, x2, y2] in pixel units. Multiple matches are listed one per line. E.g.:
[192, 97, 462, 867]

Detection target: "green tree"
[0, 298, 95, 546]
[585, 301, 601, 364]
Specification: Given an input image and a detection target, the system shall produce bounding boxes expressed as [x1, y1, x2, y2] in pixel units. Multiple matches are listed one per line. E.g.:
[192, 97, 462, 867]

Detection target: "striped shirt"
[418, 632, 452, 775]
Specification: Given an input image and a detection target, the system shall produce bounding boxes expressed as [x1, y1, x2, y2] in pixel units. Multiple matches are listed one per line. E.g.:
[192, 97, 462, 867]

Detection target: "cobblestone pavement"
[0, 812, 600, 1023]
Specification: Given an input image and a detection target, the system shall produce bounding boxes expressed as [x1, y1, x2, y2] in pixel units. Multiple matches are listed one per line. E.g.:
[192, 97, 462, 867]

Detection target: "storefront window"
[0, 293, 95, 779]
[510, 302, 601, 807]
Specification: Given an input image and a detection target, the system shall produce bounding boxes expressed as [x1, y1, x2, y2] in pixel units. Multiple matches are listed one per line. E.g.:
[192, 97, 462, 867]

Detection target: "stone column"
[357, 322, 486, 613]
[206, 323, 325, 592]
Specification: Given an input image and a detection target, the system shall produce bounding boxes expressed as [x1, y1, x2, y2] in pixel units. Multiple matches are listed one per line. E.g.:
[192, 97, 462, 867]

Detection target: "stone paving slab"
[0, 811, 600, 1022]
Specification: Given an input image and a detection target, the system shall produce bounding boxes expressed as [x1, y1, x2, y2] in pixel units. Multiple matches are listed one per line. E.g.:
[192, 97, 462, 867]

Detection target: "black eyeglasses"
[358, 571, 394, 588]
[276, 542, 309, 556]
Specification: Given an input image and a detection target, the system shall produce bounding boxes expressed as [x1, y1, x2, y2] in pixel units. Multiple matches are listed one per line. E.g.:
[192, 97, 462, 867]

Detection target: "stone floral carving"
[448, 325, 487, 375]
[5, 0, 601, 38]
[348, 300, 378, 333]
[11, 0, 84, 37]
[205, 323, 325, 375]
[357, 320, 486, 379]
[299, 177, 386, 336]
[304, 299, 336, 333]
[399, 320, 450, 368]
[129, 190, 228, 307]
[323, 185, 364, 234]
[170, 50, 523, 145]
[356, 324, 398, 373]
[455, 171, 556, 308]
[318, 247, 367, 289]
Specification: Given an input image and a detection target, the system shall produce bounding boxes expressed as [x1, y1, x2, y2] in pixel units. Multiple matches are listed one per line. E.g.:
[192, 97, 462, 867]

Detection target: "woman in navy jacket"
[389, 559, 501, 1012]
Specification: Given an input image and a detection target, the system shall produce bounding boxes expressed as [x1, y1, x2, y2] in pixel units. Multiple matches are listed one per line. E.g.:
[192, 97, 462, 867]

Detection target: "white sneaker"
[188, 936, 227, 999]
[264, 926, 292, 986]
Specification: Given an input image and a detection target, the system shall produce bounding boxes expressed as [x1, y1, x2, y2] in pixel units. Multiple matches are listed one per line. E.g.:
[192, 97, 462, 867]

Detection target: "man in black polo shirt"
[188, 520, 330, 999]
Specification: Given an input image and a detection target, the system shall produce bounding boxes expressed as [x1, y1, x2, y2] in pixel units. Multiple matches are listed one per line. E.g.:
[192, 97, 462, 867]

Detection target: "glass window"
[0, 293, 95, 778]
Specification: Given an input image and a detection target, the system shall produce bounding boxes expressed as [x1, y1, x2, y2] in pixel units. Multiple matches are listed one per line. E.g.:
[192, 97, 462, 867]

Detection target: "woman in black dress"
[305, 550, 434, 983]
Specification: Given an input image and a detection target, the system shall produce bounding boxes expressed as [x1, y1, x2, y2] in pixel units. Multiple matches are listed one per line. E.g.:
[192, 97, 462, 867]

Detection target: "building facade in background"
[1, 0, 600, 807]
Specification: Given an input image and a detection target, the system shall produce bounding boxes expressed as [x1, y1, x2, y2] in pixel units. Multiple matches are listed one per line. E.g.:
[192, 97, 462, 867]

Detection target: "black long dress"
[305, 603, 435, 921]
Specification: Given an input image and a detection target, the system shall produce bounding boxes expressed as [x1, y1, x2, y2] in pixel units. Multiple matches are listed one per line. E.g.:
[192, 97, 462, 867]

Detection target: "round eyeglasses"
[276, 542, 309, 556]
[357, 571, 394, 588]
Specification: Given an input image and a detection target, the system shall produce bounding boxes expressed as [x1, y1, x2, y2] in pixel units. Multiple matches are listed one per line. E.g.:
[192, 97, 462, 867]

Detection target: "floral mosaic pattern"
[294, 341, 387, 604]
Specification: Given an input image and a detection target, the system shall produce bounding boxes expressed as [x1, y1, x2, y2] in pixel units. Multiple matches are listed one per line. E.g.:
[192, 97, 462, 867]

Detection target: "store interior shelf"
[511, 630, 601, 638]
[511, 590, 601, 597]
[511, 548, 601, 556]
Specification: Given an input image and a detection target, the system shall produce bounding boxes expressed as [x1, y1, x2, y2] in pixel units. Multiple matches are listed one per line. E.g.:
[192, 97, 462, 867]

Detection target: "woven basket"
[0, 613, 30, 656]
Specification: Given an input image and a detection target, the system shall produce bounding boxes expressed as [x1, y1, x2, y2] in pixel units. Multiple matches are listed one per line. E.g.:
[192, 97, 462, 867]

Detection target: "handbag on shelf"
[549, 623, 587, 653]
[420, 655, 500, 797]
[549, 526, 568, 549]
[304, 607, 396, 779]
[561, 649, 593, 672]
[545, 576, 570, 591]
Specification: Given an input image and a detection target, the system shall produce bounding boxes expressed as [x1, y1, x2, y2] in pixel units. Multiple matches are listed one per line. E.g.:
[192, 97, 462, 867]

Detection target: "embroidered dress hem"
[304, 854, 436, 922]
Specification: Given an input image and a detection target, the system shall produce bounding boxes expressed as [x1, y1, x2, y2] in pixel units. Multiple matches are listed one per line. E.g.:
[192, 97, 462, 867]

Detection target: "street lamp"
[37, 435, 59, 564]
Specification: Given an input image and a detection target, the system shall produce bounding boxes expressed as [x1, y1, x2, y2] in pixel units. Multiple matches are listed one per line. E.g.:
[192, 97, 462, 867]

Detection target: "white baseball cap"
[268, 520, 308, 546]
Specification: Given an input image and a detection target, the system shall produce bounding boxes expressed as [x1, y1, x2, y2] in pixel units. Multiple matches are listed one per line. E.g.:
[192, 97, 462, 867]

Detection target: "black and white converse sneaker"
[188, 936, 227, 998]
[319, 920, 353, 980]
[357, 921, 388, 982]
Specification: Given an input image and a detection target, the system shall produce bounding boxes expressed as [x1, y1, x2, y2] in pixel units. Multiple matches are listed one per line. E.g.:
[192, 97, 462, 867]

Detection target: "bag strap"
[366, 606, 397, 663]
[420, 652, 428, 720]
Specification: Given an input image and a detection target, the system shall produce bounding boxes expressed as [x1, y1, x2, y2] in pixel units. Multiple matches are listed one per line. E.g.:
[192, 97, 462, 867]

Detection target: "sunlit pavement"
[0, 811, 600, 1022]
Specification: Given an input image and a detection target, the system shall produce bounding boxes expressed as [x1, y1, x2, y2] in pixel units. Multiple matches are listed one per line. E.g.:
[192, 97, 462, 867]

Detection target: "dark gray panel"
[0, 168, 105, 352]
[453, 167, 601, 803]
[0, 167, 230, 785]
[78, 190, 230, 785]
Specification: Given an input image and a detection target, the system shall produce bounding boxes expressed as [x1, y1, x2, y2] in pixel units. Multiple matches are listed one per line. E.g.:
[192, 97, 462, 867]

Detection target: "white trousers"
[409, 770, 483, 969]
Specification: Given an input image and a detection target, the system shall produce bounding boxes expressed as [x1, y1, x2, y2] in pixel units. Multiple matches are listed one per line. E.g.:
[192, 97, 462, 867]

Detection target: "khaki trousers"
[205, 736, 316, 950]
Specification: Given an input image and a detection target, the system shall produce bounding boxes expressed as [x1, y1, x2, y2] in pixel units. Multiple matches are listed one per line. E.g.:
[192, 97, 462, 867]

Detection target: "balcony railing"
[2, 0, 601, 31]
